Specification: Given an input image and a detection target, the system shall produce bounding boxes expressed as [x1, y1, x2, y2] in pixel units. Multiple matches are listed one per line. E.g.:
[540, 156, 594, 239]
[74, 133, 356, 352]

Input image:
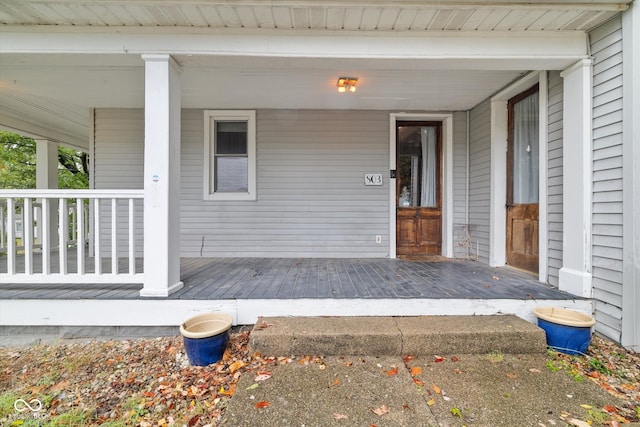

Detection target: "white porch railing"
[0, 190, 144, 284]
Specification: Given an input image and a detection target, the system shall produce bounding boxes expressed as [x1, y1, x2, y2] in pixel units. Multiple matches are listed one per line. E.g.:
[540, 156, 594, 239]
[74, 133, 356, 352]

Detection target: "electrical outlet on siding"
[375, 235, 382, 244]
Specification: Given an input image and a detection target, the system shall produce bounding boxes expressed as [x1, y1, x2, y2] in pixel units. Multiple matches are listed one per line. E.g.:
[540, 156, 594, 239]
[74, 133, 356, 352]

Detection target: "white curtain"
[420, 127, 437, 207]
[513, 93, 539, 204]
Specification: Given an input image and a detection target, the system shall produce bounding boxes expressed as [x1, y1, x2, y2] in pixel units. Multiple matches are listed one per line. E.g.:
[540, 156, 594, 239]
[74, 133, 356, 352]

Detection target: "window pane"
[397, 125, 438, 207]
[216, 121, 247, 154]
[215, 157, 248, 192]
[512, 92, 539, 204]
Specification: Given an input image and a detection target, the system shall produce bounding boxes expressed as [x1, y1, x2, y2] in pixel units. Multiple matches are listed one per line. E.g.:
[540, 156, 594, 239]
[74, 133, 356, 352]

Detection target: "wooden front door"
[396, 122, 442, 257]
[506, 84, 539, 273]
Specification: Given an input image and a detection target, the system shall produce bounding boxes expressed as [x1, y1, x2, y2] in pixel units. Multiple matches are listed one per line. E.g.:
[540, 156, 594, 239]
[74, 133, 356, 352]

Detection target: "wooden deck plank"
[0, 257, 580, 302]
[333, 260, 359, 298]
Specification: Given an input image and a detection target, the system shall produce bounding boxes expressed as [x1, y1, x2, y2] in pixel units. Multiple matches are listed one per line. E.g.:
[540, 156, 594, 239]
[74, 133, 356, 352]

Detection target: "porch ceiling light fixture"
[337, 77, 358, 93]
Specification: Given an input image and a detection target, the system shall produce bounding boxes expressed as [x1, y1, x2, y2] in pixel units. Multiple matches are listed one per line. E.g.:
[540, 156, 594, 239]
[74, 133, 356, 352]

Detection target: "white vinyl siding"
[95, 109, 390, 258]
[590, 16, 624, 341]
[183, 109, 390, 257]
[467, 99, 491, 264]
[546, 71, 564, 287]
[452, 111, 471, 258]
[93, 109, 144, 257]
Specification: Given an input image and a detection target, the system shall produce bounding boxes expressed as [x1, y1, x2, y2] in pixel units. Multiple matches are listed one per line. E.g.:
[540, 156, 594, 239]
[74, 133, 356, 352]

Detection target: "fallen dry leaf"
[386, 367, 398, 376]
[371, 405, 390, 416]
[567, 418, 590, 427]
[254, 372, 272, 381]
[411, 366, 422, 376]
[255, 401, 271, 409]
[432, 384, 442, 394]
[403, 355, 416, 364]
[427, 398, 435, 406]
[333, 413, 348, 420]
[434, 356, 445, 363]
[529, 368, 542, 373]
[229, 360, 247, 373]
[506, 372, 517, 379]
[333, 378, 340, 386]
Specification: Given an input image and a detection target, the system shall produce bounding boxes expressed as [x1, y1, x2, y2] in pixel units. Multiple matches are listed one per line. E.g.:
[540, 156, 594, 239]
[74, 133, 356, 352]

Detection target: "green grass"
[485, 350, 504, 363]
[588, 358, 612, 375]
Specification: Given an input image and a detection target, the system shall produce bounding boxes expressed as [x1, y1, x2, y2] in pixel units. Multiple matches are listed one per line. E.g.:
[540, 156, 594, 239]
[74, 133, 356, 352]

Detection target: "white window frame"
[203, 110, 256, 201]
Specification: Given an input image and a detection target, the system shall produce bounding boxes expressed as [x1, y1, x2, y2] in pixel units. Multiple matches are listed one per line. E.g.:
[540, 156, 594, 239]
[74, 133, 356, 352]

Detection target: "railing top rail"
[0, 189, 144, 199]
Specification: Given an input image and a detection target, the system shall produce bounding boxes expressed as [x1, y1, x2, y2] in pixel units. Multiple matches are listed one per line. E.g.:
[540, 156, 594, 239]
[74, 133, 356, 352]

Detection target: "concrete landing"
[249, 315, 547, 356]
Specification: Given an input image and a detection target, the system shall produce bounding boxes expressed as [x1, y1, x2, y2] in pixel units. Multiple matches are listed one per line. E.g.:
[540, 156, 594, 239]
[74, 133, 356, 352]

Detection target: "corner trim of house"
[621, 4, 640, 352]
[389, 112, 454, 259]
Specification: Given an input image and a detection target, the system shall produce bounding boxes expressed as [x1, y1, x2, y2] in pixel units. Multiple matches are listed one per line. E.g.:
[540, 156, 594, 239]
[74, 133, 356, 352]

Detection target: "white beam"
[141, 54, 183, 297]
[559, 59, 593, 298]
[621, 4, 640, 352]
[0, 29, 587, 65]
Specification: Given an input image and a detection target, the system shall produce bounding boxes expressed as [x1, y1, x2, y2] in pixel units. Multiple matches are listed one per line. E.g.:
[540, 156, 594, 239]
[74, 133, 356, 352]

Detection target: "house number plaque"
[364, 173, 383, 186]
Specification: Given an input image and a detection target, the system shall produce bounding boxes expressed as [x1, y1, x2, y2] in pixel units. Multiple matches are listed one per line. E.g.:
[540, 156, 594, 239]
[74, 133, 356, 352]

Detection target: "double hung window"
[203, 110, 256, 201]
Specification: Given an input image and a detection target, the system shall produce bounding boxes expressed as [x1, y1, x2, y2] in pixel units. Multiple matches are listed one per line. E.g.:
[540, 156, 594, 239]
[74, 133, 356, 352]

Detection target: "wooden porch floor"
[0, 257, 577, 301]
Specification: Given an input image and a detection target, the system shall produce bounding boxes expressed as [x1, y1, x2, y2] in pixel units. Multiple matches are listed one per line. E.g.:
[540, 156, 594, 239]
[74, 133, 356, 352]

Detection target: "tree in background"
[0, 130, 89, 189]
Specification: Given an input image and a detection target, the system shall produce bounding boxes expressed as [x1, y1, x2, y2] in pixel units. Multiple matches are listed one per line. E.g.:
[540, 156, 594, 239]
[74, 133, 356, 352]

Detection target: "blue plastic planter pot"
[180, 313, 233, 366]
[533, 307, 595, 355]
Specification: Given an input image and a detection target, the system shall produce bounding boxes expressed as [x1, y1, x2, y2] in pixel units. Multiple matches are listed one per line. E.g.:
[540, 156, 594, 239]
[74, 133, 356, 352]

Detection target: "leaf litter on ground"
[0, 328, 282, 426]
[1, 330, 638, 426]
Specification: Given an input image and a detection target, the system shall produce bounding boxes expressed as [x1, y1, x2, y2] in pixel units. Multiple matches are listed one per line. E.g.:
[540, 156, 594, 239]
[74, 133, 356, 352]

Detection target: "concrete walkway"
[221, 315, 631, 426]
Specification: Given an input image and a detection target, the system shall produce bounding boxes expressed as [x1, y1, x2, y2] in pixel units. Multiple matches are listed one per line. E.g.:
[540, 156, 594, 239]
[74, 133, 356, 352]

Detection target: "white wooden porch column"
[559, 59, 593, 298]
[35, 139, 58, 248]
[140, 54, 183, 297]
[622, 3, 640, 352]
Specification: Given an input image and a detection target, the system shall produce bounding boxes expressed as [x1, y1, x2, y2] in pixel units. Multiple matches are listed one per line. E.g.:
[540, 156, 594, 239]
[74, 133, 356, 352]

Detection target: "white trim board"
[0, 298, 593, 329]
[389, 113, 454, 259]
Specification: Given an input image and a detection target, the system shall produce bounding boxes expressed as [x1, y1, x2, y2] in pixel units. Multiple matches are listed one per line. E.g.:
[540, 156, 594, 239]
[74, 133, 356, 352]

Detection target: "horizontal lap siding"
[547, 71, 563, 288]
[468, 100, 491, 264]
[93, 109, 144, 258]
[590, 16, 624, 341]
[182, 109, 390, 257]
[452, 111, 471, 258]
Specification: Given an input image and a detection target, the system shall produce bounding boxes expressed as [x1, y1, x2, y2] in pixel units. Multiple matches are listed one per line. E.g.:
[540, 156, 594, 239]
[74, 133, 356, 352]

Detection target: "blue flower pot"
[180, 313, 233, 366]
[533, 307, 595, 355]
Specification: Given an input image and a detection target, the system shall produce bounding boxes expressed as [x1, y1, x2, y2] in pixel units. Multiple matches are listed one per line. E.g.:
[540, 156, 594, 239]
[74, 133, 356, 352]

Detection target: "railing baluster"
[77, 198, 85, 275]
[129, 198, 135, 274]
[59, 198, 68, 275]
[23, 198, 33, 275]
[111, 198, 118, 274]
[0, 190, 143, 284]
[7, 198, 16, 275]
[41, 198, 51, 274]
[94, 198, 101, 275]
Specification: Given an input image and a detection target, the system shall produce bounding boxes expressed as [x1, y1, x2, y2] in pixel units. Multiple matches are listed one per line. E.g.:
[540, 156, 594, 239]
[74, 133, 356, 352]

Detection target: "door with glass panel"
[507, 85, 539, 273]
[396, 122, 442, 256]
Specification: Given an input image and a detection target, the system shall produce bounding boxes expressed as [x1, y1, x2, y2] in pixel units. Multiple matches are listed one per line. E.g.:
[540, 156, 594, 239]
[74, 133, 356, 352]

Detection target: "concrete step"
[250, 315, 547, 356]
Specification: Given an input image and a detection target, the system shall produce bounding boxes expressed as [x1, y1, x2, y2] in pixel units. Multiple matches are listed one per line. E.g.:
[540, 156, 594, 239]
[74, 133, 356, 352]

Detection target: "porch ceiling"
[0, 0, 629, 31]
[1, 0, 627, 148]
